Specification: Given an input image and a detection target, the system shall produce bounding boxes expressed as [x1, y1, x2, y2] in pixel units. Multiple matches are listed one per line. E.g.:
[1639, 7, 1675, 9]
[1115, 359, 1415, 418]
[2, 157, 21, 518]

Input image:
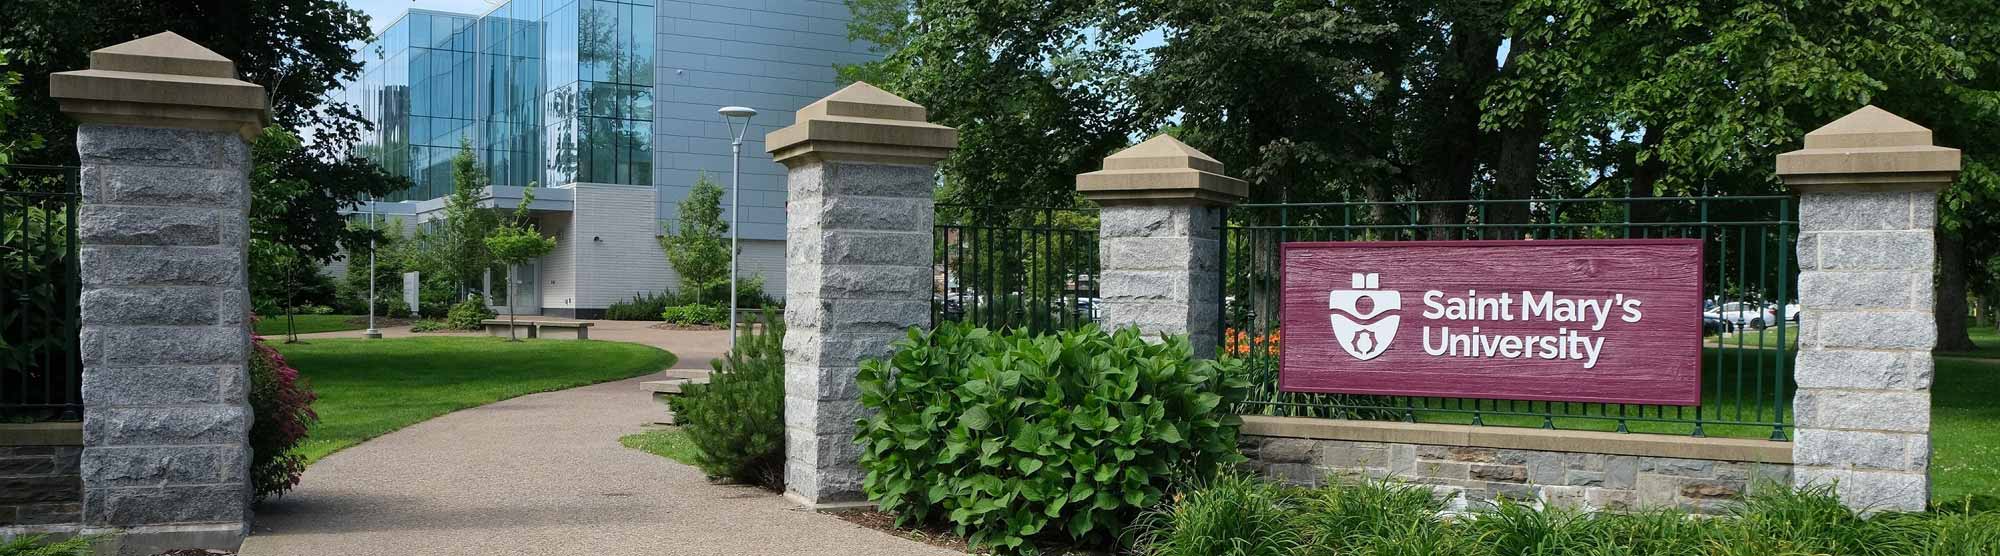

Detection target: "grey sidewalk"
[239, 372, 957, 556]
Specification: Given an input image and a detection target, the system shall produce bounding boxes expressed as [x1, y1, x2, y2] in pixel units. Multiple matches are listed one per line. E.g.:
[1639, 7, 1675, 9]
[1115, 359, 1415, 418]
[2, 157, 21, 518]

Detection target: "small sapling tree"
[484, 187, 556, 341]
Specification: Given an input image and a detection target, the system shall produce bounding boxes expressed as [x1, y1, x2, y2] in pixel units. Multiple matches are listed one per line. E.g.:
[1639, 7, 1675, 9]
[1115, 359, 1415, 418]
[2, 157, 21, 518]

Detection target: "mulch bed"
[827, 510, 977, 553]
[826, 510, 1107, 555]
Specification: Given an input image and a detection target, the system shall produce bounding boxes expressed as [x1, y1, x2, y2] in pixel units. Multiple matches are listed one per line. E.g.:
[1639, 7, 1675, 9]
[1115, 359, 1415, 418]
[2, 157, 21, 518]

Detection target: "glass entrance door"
[507, 261, 540, 316]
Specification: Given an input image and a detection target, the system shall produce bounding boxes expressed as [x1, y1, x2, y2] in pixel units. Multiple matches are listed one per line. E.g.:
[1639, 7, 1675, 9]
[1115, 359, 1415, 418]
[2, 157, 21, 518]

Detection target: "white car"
[1705, 302, 1779, 330]
[1784, 303, 1801, 322]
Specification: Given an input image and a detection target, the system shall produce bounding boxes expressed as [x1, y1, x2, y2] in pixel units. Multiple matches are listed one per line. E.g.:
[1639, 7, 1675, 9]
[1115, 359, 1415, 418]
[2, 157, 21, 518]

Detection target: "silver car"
[1705, 302, 1778, 330]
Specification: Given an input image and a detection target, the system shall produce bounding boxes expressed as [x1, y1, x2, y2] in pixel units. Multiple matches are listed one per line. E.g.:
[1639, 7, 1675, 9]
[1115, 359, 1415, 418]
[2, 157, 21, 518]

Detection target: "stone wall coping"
[1077, 135, 1248, 206]
[49, 31, 267, 140]
[1240, 415, 1793, 464]
[0, 422, 84, 446]
[766, 82, 957, 167]
[1775, 105, 1959, 192]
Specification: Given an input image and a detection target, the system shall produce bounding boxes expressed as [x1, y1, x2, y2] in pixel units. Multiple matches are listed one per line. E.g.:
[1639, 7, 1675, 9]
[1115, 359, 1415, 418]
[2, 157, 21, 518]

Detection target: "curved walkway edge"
[240, 372, 959, 556]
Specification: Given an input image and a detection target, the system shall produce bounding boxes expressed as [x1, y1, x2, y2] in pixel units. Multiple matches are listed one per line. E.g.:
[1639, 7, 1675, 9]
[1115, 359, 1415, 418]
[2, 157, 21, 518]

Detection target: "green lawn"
[1934, 328, 2000, 506]
[274, 337, 675, 464]
[619, 428, 702, 467]
[254, 314, 378, 336]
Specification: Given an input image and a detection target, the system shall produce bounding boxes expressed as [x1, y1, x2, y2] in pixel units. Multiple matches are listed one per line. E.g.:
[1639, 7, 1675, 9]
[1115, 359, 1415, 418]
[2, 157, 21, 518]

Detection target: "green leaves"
[658, 175, 732, 303]
[853, 322, 1250, 554]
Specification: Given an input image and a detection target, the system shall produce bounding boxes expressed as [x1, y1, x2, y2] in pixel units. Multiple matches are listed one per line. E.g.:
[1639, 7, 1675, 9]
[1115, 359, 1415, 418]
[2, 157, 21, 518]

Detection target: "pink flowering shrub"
[249, 337, 318, 500]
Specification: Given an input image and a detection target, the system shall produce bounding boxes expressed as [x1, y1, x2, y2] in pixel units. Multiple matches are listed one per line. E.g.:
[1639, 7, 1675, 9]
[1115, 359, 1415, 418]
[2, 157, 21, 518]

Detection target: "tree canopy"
[844, 0, 2000, 347]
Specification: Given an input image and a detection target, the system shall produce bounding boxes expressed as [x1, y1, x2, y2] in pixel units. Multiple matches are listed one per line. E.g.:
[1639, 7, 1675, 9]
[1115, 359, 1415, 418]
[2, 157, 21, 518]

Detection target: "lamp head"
[718, 106, 758, 119]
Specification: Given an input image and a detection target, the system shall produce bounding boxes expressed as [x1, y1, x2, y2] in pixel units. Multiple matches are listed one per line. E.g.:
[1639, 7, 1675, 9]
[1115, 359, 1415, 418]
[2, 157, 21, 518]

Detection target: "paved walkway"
[243, 327, 953, 555]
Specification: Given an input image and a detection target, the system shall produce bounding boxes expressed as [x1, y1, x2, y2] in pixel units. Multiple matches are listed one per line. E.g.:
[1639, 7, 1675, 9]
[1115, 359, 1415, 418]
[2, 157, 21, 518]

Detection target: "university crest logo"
[1328, 273, 1400, 361]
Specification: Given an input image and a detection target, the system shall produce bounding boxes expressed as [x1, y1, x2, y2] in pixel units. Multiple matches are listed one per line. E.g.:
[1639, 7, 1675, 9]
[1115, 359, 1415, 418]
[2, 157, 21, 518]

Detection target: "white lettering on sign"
[1412, 289, 1648, 369]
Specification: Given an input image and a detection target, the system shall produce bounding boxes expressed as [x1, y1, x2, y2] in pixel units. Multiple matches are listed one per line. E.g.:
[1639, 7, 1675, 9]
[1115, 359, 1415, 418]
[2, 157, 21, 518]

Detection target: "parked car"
[1784, 303, 1801, 322]
[1703, 314, 1733, 336]
[1705, 302, 1778, 330]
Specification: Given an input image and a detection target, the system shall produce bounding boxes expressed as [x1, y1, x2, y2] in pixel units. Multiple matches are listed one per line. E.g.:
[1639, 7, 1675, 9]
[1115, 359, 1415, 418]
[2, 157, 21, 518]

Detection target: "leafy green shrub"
[661, 303, 727, 326]
[408, 319, 449, 332]
[1131, 478, 2000, 556]
[666, 309, 785, 488]
[248, 339, 317, 500]
[0, 535, 91, 556]
[445, 295, 494, 330]
[855, 323, 1249, 553]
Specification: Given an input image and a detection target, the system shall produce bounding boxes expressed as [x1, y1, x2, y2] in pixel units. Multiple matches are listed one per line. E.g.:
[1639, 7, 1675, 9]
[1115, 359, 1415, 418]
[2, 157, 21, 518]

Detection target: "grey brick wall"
[0, 445, 83, 528]
[76, 124, 252, 537]
[1240, 434, 1792, 514]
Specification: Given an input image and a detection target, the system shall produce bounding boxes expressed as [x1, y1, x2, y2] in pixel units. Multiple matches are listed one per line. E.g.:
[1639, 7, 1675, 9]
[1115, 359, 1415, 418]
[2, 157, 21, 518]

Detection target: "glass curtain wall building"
[334, 0, 877, 316]
[341, 1, 654, 201]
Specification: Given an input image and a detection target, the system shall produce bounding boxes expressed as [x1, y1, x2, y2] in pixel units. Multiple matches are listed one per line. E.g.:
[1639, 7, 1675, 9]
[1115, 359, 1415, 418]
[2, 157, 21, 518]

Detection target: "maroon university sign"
[1279, 239, 1705, 406]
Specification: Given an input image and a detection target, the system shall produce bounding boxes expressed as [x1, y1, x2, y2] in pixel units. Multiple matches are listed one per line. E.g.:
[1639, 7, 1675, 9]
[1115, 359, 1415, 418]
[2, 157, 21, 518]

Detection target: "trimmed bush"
[445, 295, 494, 330]
[661, 303, 727, 326]
[855, 323, 1249, 553]
[1133, 478, 2000, 556]
[409, 319, 449, 332]
[606, 291, 678, 321]
[667, 309, 785, 489]
[248, 339, 318, 501]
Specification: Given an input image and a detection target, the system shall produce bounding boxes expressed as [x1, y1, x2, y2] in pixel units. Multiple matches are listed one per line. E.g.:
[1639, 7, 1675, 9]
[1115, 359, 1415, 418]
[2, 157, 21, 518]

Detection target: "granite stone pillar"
[766, 82, 955, 507]
[1076, 135, 1247, 358]
[1777, 106, 1957, 512]
[50, 32, 266, 553]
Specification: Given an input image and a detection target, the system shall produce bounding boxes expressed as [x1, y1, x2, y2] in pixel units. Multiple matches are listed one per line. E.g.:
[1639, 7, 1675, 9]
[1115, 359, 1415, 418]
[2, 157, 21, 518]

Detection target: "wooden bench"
[480, 319, 594, 340]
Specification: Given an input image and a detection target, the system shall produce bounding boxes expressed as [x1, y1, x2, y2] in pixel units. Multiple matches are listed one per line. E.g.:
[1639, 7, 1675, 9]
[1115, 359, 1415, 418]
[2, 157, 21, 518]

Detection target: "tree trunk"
[1936, 231, 1977, 351]
[1417, 26, 1502, 239]
[1488, 40, 1545, 240]
[1625, 127, 1666, 224]
[506, 265, 520, 342]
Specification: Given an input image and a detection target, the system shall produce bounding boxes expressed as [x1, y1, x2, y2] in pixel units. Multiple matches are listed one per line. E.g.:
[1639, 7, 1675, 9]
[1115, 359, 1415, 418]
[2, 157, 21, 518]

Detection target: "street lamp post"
[719, 106, 758, 350]
[364, 196, 382, 339]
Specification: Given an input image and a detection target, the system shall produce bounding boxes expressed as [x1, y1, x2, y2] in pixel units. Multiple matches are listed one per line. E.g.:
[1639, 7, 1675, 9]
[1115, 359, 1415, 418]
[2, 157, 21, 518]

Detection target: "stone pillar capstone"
[50, 31, 265, 553]
[1077, 135, 1247, 358]
[1777, 105, 1957, 512]
[767, 82, 956, 507]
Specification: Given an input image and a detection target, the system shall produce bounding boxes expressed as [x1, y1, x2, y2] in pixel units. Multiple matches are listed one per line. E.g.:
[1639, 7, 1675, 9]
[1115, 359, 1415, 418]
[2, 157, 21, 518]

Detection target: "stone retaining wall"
[1238, 418, 1793, 514]
[1, 425, 84, 532]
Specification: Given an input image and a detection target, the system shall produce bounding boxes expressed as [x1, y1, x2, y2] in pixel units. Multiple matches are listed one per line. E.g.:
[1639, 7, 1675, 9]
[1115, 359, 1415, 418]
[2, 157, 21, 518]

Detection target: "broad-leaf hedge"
[855, 323, 1248, 553]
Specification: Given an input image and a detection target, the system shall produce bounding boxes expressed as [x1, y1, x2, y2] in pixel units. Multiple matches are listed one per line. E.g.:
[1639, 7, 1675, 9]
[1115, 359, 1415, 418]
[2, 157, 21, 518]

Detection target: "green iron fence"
[932, 204, 1101, 334]
[1221, 196, 1797, 440]
[0, 165, 83, 422]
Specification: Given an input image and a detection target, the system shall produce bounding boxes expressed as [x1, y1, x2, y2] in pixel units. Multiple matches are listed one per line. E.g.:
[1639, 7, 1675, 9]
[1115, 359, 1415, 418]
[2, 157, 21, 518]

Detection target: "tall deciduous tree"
[842, 0, 1140, 208]
[1, 0, 373, 165]
[442, 141, 499, 297]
